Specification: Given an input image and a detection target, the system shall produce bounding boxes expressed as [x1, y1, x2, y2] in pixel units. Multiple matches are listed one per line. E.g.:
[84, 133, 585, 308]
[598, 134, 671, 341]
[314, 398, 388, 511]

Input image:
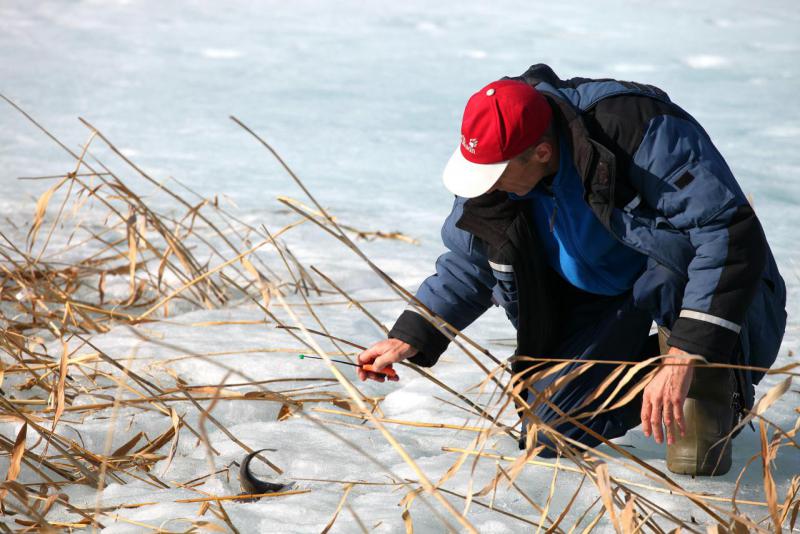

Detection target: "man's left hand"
[641, 347, 696, 445]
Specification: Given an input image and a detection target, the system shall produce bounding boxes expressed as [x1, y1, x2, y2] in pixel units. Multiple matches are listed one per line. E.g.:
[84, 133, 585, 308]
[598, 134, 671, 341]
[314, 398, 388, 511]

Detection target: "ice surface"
[1, 0, 798, 532]
[683, 55, 730, 69]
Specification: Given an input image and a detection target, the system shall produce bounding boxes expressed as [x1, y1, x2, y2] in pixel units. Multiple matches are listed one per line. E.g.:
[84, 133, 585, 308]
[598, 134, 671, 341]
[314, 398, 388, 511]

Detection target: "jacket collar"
[455, 190, 522, 247]
[510, 64, 619, 228]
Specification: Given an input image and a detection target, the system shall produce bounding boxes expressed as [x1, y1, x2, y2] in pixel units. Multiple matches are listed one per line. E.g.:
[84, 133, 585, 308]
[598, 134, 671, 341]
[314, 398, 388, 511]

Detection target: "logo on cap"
[460, 134, 479, 154]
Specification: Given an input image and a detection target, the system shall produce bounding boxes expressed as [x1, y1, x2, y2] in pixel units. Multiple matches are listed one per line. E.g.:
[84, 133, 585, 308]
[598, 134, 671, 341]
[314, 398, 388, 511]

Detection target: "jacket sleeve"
[630, 113, 767, 362]
[389, 197, 495, 367]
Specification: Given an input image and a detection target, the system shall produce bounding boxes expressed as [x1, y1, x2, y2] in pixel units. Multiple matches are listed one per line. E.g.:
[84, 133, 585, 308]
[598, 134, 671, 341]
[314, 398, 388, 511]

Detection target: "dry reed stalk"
[0, 98, 794, 531]
[442, 447, 777, 512]
[311, 407, 487, 432]
[234, 118, 616, 527]
[92, 350, 142, 530]
[271, 289, 476, 532]
[320, 482, 354, 534]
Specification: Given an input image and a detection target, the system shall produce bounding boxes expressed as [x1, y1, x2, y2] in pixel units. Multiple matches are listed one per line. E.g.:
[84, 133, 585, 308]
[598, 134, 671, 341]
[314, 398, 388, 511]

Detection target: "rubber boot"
[658, 328, 736, 476]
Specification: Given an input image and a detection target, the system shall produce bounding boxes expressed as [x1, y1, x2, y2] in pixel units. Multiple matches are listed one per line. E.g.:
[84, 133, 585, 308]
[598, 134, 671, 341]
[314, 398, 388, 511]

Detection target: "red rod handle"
[361, 364, 397, 379]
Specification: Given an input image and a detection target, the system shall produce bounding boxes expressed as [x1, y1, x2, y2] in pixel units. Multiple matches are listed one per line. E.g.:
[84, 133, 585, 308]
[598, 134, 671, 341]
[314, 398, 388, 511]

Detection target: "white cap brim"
[442, 147, 509, 198]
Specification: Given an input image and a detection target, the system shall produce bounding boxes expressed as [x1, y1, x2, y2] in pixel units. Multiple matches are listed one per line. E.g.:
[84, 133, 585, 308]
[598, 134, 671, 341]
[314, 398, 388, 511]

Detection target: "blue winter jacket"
[389, 64, 787, 409]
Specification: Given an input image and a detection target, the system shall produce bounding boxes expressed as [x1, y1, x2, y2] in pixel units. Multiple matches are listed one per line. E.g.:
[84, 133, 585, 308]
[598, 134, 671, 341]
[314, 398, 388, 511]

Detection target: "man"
[357, 64, 786, 476]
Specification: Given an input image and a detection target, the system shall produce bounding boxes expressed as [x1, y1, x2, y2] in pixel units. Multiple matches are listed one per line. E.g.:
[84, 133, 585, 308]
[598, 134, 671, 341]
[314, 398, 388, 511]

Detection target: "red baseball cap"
[442, 79, 553, 198]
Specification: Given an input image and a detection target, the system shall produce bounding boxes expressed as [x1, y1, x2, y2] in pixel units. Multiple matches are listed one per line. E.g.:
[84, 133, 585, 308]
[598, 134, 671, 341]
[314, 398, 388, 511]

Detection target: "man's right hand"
[357, 339, 418, 382]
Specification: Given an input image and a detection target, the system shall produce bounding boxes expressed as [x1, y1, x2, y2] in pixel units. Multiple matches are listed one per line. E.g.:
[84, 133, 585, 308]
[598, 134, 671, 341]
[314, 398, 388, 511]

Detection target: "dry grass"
[0, 95, 798, 533]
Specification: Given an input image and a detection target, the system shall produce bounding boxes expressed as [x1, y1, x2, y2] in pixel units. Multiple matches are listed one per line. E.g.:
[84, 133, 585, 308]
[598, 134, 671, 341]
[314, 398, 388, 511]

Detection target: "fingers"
[362, 370, 386, 382]
[643, 391, 688, 445]
[663, 397, 688, 444]
[641, 397, 652, 438]
[357, 366, 367, 382]
[662, 402, 674, 445]
[357, 342, 386, 366]
[650, 397, 664, 444]
[357, 339, 407, 383]
[672, 398, 686, 439]
[642, 359, 695, 445]
[373, 352, 400, 372]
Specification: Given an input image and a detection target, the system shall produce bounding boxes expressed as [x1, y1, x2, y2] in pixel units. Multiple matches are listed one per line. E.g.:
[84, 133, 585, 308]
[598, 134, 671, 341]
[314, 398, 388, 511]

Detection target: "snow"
[683, 55, 730, 69]
[1, 0, 799, 532]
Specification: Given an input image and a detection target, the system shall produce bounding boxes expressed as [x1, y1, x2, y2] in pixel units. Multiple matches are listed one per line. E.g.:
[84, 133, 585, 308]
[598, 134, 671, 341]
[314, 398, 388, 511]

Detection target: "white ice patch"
[752, 42, 800, 53]
[763, 125, 800, 138]
[201, 48, 243, 59]
[382, 389, 431, 416]
[415, 21, 442, 34]
[707, 18, 733, 28]
[610, 63, 658, 73]
[461, 49, 488, 59]
[683, 54, 730, 69]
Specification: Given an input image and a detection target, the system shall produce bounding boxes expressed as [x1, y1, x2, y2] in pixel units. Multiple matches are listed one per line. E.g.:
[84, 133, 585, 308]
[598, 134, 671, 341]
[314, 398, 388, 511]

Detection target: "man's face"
[490, 141, 555, 196]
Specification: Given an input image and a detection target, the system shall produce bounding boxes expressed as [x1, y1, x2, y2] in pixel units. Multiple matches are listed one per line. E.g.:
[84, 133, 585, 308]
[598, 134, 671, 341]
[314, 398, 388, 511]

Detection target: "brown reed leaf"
[38, 492, 63, 519]
[538, 453, 560, 534]
[593, 462, 621, 533]
[505, 440, 547, 484]
[126, 208, 138, 300]
[780, 475, 800, 526]
[753, 377, 792, 418]
[590, 355, 670, 416]
[320, 482, 354, 534]
[473, 469, 500, 499]
[111, 432, 144, 457]
[190, 520, 228, 532]
[27, 179, 62, 250]
[760, 420, 781, 532]
[160, 408, 182, 476]
[2, 423, 28, 500]
[572, 361, 628, 413]
[603, 370, 656, 413]
[731, 518, 750, 534]
[331, 398, 361, 413]
[135, 422, 176, 457]
[546, 473, 587, 533]
[137, 237, 270, 320]
[242, 256, 272, 309]
[580, 500, 607, 532]
[156, 243, 172, 291]
[398, 490, 423, 514]
[173, 488, 310, 503]
[621, 494, 636, 533]
[402, 508, 414, 534]
[277, 404, 293, 421]
[721, 376, 795, 456]
[435, 448, 470, 491]
[51, 340, 69, 428]
[790, 499, 800, 531]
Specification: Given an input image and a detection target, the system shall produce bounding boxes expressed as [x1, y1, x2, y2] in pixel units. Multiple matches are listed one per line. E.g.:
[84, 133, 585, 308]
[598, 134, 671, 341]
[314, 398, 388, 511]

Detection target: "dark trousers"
[519, 260, 682, 455]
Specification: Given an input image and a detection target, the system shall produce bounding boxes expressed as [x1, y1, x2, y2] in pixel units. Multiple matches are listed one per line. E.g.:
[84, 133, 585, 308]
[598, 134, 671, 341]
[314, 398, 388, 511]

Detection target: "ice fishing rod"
[239, 355, 397, 499]
[298, 354, 397, 379]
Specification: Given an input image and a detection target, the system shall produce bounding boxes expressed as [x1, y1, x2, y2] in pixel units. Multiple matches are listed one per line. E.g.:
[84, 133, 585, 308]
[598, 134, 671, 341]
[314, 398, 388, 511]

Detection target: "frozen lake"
[1, 0, 798, 532]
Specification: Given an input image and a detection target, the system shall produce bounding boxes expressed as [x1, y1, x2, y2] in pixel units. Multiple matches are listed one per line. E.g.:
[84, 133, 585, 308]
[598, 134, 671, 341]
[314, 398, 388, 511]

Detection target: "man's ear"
[532, 141, 554, 164]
